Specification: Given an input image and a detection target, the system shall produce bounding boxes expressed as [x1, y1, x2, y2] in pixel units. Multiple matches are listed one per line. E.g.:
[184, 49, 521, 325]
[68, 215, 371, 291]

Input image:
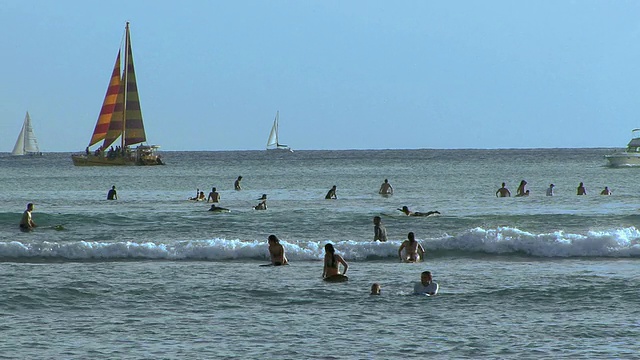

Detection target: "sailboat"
[12, 111, 41, 156]
[71, 22, 163, 166]
[266, 111, 292, 152]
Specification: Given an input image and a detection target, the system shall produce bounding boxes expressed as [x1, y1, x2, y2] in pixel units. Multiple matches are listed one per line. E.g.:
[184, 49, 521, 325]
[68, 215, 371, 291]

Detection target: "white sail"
[12, 112, 40, 156]
[266, 111, 279, 148]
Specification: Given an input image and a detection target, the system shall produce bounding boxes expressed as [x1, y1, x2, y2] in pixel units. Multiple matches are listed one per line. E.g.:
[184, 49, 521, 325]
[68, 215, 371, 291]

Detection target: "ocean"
[1, 149, 639, 359]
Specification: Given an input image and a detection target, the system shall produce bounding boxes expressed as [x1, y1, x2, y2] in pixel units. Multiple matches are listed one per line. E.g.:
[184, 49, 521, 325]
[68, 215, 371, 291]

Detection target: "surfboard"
[323, 274, 348, 283]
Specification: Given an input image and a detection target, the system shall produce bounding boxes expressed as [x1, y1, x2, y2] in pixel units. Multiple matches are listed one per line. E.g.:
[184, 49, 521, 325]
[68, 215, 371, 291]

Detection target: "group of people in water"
[496, 180, 613, 197]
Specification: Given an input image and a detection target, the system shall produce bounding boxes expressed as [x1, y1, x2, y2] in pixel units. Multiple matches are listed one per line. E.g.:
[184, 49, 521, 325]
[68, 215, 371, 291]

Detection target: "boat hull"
[604, 153, 640, 167]
[72, 145, 164, 166]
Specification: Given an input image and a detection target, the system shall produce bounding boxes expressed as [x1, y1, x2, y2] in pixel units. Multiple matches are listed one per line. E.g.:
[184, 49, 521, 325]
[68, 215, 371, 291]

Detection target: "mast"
[121, 21, 129, 151]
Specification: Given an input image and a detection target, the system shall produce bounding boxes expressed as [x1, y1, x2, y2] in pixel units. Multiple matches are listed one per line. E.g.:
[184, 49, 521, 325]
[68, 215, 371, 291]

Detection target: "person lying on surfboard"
[398, 206, 440, 217]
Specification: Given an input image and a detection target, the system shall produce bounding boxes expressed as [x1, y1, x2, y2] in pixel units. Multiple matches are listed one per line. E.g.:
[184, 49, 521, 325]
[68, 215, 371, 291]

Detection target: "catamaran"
[266, 111, 292, 152]
[71, 22, 163, 166]
[12, 111, 41, 156]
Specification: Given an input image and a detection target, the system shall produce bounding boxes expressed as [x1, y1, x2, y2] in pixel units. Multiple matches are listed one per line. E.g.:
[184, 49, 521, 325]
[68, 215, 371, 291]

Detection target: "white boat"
[266, 111, 293, 152]
[605, 128, 640, 167]
[12, 111, 41, 156]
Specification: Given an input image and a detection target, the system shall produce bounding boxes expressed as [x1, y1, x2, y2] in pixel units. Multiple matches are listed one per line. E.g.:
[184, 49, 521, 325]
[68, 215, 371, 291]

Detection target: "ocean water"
[1, 149, 639, 359]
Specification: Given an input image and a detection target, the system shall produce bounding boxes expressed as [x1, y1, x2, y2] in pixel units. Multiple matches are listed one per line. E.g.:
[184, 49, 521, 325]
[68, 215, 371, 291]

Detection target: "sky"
[2, 0, 640, 151]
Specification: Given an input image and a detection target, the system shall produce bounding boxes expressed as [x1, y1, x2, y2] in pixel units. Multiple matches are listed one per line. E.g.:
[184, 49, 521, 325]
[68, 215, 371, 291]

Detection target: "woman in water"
[268, 235, 288, 266]
[322, 243, 348, 281]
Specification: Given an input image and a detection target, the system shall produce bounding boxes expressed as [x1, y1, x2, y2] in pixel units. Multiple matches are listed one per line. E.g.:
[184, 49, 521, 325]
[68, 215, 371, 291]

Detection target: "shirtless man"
[107, 185, 118, 200]
[379, 179, 393, 195]
[413, 271, 439, 296]
[19, 203, 37, 231]
[325, 185, 337, 199]
[255, 194, 267, 210]
[207, 187, 220, 203]
[268, 235, 288, 266]
[577, 182, 587, 195]
[496, 182, 511, 197]
[234, 176, 243, 191]
[398, 232, 425, 262]
[600, 186, 612, 195]
[373, 216, 387, 242]
[398, 206, 440, 217]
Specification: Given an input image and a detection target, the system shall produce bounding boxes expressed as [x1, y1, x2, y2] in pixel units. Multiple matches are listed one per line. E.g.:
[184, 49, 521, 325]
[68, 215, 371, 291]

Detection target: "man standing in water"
[496, 182, 511, 197]
[373, 216, 387, 242]
[325, 185, 337, 199]
[234, 176, 243, 191]
[413, 271, 439, 296]
[107, 185, 118, 200]
[379, 179, 393, 195]
[19, 203, 37, 231]
[398, 232, 425, 262]
[207, 187, 221, 203]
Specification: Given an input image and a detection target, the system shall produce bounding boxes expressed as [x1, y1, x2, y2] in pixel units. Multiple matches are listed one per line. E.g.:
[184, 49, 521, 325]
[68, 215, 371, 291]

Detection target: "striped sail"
[123, 31, 146, 146]
[89, 51, 121, 147]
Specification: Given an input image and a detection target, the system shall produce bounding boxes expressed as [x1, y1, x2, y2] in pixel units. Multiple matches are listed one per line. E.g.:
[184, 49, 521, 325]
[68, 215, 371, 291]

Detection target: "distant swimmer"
[373, 216, 387, 242]
[398, 206, 440, 217]
[398, 232, 425, 262]
[268, 234, 289, 266]
[254, 194, 268, 210]
[207, 187, 220, 203]
[208, 204, 230, 212]
[19, 203, 37, 232]
[496, 182, 511, 197]
[515, 190, 530, 197]
[379, 179, 393, 195]
[107, 185, 118, 200]
[546, 183, 555, 196]
[323, 243, 348, 282]
[325, 185, 337, 200]
[600, 186, 612, 195]
[190, 190, 206, 201]
[516, 180, 527, 197]
[370, 283, 381, 295]
[577, 182, 587, 195]
[413, 271, 439, 296]
[234, 176, 243, 191]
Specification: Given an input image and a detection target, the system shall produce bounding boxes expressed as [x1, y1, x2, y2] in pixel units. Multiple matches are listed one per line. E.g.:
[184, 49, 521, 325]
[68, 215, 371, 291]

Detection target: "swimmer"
[19, 203, 37, 231]
[107, 185, 117, 200]
[600, 186, 611, 195]
[398, 232, 425, 262]
[207, 187, 220, 203]
[516, 180, 527, 197]
[413, 271, 439, 296]
[370, 283, 381, 295]
[208, 204, 230, 212]
[234, 176, 243, 191]
[496, 182, 511, 197]
[268, 234, 289, 266]
[398, 206, 440, 217]
[325, 185, 337, 200]
[254, 194, 268, 210]
[577, 182, 587, 195]
[373, 216, 387, 242]
[379, 179, 393, 195]
[323, 243, 348, 280]
[546, 183, 555, 196]
[190, 191, 206, 201]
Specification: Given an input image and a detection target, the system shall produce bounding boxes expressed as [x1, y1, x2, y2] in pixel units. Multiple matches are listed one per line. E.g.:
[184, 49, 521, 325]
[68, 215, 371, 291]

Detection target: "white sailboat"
[12, 111, 41, 156]
[266, 111, 292, 152]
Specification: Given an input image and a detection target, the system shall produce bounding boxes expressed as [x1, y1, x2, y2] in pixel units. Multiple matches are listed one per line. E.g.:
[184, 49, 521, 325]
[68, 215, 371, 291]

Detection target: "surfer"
[107, 185, 118, 200]
[496, 182, 511, 197]
[379, 179, 393, 195]
[325, 185, 337, 199]
[234, 176, 243, 191]
[207, 187, 220, 203]
[208, 204, 229, 212]
[268, 234, 289, 266]
[190, 191, 206, 201]
[370, 283, 381, 295]
[398, 206, 440, 217]
[413, 271, 439, 296]
[398, 232, 425, 262]
[577, 182, 587, 195]
[19, 203, 37, 231]
[600, 186, 612, 195]
[323, 243, 348, 281]
[373, 216, 387, 242]
[255, 194, 268, 210]
[546, 183, 555, 196]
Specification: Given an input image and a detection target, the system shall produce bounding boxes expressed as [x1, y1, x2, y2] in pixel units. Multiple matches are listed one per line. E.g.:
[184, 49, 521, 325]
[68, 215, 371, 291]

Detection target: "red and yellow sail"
[88, 51, 121, 147]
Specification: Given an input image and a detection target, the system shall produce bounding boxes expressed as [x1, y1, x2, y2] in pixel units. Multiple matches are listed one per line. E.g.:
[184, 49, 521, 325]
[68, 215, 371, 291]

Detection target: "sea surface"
[1, 149, 639, 359]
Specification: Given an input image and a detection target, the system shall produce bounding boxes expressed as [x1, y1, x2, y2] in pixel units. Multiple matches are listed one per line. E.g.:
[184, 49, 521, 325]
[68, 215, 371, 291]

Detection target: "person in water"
[398, 232, 425, 262]
[373, 216, 387, 242]
[413, 271, 439, 296]
[577, 182, 587, 195]
[255, 194, 268, 210]
[398, 206, 440, 217]
[600, 186, 612, 195]
[325, 185, 337, 199]
[370, 283, 381, 295]
[234, 176, 243, 191]
[323, 243, 348, 280]
[496, 182, 511, 197]
[379, 179, 393, 195]
[268, 234, 289, 266]
[19, 203, 37, 231]
[516, 180, 527, 197]
[208, 204, 229, 212]
[546, 183, 555, 196]
[190, 191, 206, 201]
[107, 185, 118, 200]
[207, 187, 220, 203]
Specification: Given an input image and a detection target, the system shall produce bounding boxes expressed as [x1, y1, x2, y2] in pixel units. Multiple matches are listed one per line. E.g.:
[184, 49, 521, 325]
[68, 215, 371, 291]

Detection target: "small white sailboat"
[12, 111, 41, 156]
[266, 111, 292, 152]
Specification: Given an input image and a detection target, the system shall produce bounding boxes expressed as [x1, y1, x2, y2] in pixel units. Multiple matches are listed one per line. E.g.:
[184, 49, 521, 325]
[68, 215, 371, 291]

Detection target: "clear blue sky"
[2, 0, 640, 151]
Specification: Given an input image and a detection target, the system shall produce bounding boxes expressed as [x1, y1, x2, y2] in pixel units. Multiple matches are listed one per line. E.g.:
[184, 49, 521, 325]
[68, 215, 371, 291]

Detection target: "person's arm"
[398, 242, 406, 260]
[337, 255, 348, 275]
[418, 244, 425, 261]
[428, 283, 439, 296]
